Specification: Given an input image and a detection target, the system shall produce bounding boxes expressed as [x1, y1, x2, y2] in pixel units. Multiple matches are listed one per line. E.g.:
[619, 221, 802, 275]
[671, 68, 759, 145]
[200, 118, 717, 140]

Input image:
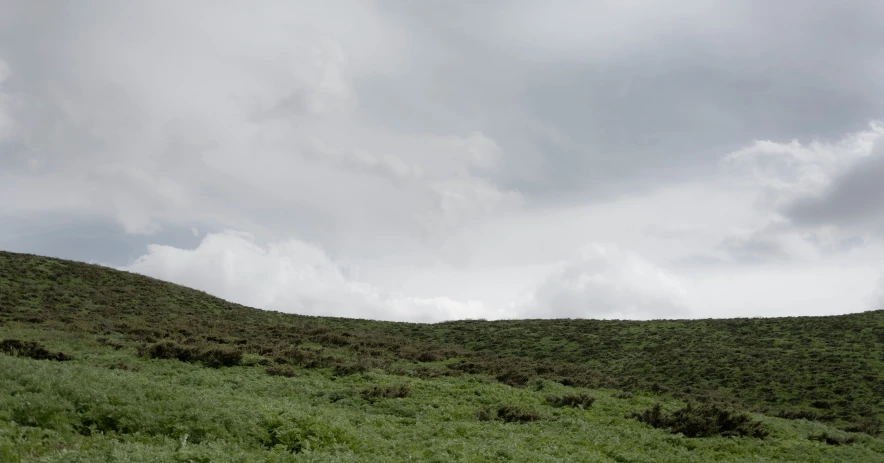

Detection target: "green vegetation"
[0, 250, 882, 461]
[629, 402, 769, 439]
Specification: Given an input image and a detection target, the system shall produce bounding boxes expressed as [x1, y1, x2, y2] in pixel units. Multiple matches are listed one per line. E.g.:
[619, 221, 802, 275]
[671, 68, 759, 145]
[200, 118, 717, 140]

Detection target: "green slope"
[424, 312, 884, 433]
[0, 250, 882, 462]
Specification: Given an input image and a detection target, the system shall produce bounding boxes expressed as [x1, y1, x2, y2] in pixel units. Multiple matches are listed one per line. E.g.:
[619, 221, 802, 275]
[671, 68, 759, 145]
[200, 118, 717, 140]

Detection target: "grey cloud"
[516, 244, 691, 320]
[3, 0, 884, 321]
[785, 142, 884, 233]
[713, 221, 871, 265]
[4, 0, 884, 213]
[0, 214, 203, 266]
[717, 235, 791, 265]
[364, 1, 884, 203]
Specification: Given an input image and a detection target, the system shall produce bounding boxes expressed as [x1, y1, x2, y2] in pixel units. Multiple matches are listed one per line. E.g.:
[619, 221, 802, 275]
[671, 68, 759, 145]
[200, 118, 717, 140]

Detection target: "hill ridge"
[1, 250, 882, 461]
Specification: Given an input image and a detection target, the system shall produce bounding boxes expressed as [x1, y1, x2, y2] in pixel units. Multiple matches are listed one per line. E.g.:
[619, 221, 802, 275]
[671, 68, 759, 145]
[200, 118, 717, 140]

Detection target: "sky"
[2, 0, 884, 322]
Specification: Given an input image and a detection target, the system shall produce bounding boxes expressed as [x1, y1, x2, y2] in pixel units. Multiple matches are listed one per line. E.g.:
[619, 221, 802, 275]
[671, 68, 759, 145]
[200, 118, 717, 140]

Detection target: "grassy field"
[1, 250, 882, 462]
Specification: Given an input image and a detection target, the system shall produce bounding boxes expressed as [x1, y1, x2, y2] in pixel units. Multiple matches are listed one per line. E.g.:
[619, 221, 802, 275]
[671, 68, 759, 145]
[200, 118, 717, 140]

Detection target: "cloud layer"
[123, 230, 495, 323]
[518, 244, 691, 320]
[122, 231, 692, 322]
[3, 1, 884, 321]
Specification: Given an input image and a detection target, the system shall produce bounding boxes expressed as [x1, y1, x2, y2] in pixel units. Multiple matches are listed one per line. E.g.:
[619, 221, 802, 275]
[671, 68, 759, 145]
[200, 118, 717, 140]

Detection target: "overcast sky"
[3, 0, 884, 322]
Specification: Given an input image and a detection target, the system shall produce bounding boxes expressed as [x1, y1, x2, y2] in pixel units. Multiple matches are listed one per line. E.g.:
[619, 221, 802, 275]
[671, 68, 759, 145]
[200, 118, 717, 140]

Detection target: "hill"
[1, 250, 882, 462]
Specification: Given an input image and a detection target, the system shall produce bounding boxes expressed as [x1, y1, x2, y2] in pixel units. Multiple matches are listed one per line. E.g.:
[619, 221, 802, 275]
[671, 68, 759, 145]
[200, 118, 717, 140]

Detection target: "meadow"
[1, 250, 882, 462]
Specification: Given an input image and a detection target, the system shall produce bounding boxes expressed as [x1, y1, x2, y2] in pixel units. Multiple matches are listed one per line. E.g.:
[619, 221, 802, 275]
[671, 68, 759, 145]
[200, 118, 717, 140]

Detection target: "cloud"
[681, 262, 882, 319]
[378, 1, 884, 201]
[710, 121, 884, 264]
[4, 1, 884, 323]
[785, 141, 884, 234]
[0, 57, 12, 141]
[122, 232, 695, 322]
[517, 243, 691, 320]
[870, 273, 884, 311]
[724, 121, 884, 214]
[122, 230, 500, 323]
[713, 220, 822, 264]
[0, 1, 520, 261]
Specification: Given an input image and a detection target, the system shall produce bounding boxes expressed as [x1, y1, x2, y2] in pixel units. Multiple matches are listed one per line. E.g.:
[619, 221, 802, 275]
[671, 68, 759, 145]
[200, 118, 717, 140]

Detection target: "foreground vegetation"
[0, 250, 882, 461]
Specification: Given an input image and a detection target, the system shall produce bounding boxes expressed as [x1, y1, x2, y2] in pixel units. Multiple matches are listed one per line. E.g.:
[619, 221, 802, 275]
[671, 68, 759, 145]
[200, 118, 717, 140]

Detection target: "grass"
[0, 250, 882, 461]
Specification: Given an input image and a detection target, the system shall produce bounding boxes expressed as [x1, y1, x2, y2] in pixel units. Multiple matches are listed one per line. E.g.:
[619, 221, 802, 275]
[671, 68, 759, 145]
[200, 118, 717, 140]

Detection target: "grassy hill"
[0, 250, 882, 462]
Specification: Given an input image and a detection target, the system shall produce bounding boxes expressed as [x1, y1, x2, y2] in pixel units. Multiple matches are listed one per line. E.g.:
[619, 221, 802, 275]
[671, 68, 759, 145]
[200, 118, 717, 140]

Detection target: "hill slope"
[1, 250, 882, 462]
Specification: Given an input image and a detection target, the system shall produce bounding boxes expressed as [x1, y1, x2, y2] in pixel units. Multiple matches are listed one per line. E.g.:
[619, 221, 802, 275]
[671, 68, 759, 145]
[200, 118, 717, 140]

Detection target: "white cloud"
[714, 219, 820, 264]
[489, 0, 748, 63]
[682, 261, 882, 319]
[870, 273, 884, 311]
[723, 121, 884, 214]
[122, 232, 696, 322]
[5, 1, 884, 323]
[696, 121, 884, 267]
[122, 230, 501, 323]
[0, 1, 519, 259]
[517, 243, 691, 320]
[0, 57, 12, 141]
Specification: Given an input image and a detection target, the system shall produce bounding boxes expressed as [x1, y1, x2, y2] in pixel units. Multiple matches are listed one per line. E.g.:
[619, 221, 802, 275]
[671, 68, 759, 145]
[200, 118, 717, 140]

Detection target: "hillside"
[0, 250, 882, 462]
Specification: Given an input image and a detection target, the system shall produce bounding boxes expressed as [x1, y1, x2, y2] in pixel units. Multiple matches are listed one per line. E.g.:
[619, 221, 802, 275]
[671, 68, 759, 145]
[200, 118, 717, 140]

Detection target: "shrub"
[495, 369, 532, 387]
[360, 384, 411, 401]
[314, 333, 350, 347]
[385, 363, 461, 380]
[102, 361, 139, 372]
[839, 417, 882, 437]
[333, 356, 386, 376]
[266, 365, 298, 378]
[630, 402, 768, 438]
[141, 341, 197, 362]
[140, 342, 242, 368]
[96, 337, 128, 350]
[546, 393, 596, 408]
[808, 432, 860, 446]
[199, 347, 243, 368]
[241, 353, 272, 366]
[477, 405, 541, 423]
[416, 350, 443, 362]
[0, 339, 72, 361]
[261, 412, 357, 453]
[281, 348, 327, 369]
[777, 409, 820, 421]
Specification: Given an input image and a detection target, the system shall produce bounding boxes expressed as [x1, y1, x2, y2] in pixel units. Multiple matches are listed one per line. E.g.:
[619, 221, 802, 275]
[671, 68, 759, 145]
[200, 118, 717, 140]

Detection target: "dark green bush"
[140, 342, 241, 368]
[630, 402, 768, 438]
[839, 417, 882, 437]
[265, 365, 298, 378]
[495, 369, 532, 387]
[0, 339, 72, 361]
[101, 361, 139, 372]
[96, 337, 128, 350]
[546, 393, 596, 408]
[808, 432, 860, 446]
[314, 332, 350, 347]
[281, 348, 327, 369]
[359, 384, 411, 401]
[477, 405, 541, 423]
[199, 347, 243, 368]
[141, 341, 197, 362]
[260, 413, 356, 454]
[777, 409, 820, 421]
[333, 356, 385, 376]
